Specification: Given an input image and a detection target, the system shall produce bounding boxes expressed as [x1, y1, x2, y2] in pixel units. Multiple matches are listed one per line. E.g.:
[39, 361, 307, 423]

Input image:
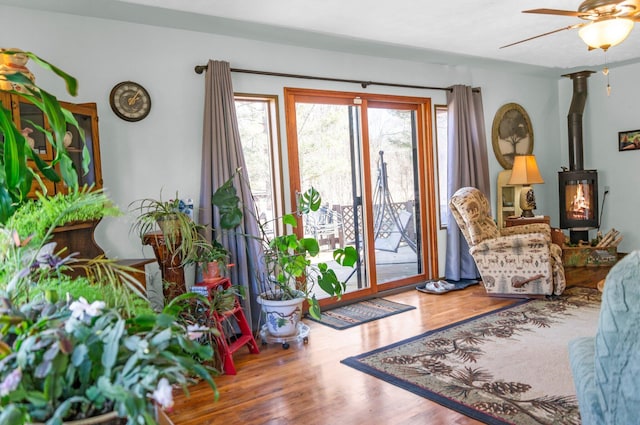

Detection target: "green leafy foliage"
[6, 187, 121, 244]
[32, 276, 153, 317]
[0, 191, 143, 311]
[0, 52, 220, 424]
[0, 50, 89, 224]
[210, 174, 242, 229]
[0, 294, 218, 424]
[129, 193, 202, 264]
[214, 183, 358, 320]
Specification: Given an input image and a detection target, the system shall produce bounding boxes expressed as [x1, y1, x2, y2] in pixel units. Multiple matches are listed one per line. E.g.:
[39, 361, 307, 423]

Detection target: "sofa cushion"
[594, 250, 640, 424]
[569, 337, 602, 425]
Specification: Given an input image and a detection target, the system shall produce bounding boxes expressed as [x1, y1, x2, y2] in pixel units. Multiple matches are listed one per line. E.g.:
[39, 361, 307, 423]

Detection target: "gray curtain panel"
[444, 85, 490, 281]
[199, 60, 265, 330]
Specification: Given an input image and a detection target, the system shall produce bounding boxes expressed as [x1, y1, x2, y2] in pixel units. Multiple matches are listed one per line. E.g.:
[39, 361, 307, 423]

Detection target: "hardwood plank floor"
[169, 266, 610, 425]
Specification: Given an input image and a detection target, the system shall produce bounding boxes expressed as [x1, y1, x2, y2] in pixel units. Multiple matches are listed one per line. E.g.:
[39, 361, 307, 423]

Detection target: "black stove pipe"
[563, 70, 594, 171]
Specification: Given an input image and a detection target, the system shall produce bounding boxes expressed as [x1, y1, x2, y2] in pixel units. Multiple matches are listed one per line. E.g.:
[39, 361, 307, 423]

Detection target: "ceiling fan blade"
[524, 8, 583, 17]
[500, 24, 584, 49]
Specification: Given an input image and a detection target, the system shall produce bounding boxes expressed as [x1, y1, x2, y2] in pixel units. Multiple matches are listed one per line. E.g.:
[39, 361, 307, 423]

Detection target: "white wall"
[1, 5, 589, 277]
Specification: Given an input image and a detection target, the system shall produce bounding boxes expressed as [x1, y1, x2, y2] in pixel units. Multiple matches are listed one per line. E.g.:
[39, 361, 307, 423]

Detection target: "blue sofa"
[568, 250, 640, 425]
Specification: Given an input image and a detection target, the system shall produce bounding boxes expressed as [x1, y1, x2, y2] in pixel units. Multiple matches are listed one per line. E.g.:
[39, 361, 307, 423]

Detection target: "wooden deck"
[168, 265, 611, 425]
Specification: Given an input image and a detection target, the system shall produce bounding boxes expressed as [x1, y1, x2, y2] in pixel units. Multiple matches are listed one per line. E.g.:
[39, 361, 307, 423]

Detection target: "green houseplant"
[6, 186, 120, 245]
[0, 293, 217, 425]
[0, 49, 88, 224]
[0, 184, 220, 425]
[0, 51, 220, 424]
[0, 186, 142, 307]
[212, 180, 358, 337]
[129, 194, 201, 265]
[189, 239, 231, 281]
[254, 188, 357, 337]
[129, 194, 206, 302]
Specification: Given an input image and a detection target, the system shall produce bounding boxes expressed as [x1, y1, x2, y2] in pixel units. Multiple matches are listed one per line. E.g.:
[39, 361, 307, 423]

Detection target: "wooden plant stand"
[143, 231, 186, 301]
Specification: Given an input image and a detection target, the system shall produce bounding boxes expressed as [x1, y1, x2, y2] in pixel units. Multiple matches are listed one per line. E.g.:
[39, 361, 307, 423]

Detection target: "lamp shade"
[578, 18, 634, 50]
[508, 155, 544, 185]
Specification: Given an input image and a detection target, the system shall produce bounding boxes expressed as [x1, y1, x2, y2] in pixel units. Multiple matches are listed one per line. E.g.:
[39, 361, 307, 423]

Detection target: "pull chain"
[603, 51, 611, 96]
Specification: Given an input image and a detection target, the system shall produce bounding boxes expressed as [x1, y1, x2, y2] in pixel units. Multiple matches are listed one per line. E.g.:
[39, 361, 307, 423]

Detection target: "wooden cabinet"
[60, 101, 103, 192]
[496, 170, 523, 229]
[0, 93, 102, 196]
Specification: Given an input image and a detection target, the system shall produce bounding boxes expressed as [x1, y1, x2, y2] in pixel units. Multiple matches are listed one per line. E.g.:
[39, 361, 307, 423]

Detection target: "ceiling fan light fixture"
[578, 18, 635, 50]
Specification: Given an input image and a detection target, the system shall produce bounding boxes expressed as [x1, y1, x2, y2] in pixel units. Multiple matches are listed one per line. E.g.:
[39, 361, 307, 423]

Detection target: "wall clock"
[109, 81, 151, 122]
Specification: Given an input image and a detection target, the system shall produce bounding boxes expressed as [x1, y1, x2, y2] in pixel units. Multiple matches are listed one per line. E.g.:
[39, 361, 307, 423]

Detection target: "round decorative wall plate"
[109, 81, 151, 122]
[491, 103, 534, 170]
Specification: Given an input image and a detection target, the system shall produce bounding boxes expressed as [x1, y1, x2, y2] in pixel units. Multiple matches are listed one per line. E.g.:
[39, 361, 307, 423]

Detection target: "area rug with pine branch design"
[307, 298, 415, 330]
[341, 287, 601, 425]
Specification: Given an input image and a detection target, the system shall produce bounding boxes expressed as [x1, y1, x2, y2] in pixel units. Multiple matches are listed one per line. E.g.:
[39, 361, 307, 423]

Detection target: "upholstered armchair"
[449, 187, 566, 297]
[569, 251, 640, 425]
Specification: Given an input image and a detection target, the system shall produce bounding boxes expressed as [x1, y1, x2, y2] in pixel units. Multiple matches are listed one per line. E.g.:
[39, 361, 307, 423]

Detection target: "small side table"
[114, 258, 156, 290]
[504, 215, 565, 247]
[505, 215, 550, 227]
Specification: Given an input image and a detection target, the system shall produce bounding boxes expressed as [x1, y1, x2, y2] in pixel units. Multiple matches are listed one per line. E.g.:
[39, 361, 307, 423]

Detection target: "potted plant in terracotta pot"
[190, 239, 231, 282]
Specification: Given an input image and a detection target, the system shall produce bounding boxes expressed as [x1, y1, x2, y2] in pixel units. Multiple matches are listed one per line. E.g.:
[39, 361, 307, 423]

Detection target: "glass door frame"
[283, 87, 439, 307]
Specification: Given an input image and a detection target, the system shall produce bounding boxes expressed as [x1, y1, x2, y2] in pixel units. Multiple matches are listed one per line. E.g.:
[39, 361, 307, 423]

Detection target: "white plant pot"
[257, 292, 305, 337]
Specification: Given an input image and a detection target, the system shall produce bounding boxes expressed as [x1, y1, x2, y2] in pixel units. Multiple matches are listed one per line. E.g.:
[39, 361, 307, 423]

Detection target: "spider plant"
[129, 193, 201, 264]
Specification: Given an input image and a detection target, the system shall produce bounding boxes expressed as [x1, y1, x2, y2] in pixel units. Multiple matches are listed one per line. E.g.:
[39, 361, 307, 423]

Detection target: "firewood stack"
[595, 229, 623, 248]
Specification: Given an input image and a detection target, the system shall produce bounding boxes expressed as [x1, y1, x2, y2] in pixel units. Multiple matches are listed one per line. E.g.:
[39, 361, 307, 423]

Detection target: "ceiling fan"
[501, 0, 640, 50]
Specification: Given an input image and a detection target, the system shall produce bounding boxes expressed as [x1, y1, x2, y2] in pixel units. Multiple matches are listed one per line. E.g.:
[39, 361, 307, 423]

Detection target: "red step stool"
[191, 277, 259, 375]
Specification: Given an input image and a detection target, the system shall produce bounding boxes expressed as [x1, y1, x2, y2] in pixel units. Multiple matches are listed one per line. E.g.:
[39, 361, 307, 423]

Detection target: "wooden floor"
[169, 266, 610, 425]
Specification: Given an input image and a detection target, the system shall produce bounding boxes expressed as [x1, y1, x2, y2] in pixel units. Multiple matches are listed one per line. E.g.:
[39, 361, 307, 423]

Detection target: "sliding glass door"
[284, 89, 437, 305]
[367, 104, 422, 284]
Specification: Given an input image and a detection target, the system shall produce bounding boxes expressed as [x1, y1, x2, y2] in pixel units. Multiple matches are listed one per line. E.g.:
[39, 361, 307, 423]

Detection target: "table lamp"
[508, 155, 544, 217]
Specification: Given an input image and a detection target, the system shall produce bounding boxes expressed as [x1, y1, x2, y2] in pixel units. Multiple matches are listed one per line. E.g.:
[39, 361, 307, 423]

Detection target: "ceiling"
[5, 0, 640, 71]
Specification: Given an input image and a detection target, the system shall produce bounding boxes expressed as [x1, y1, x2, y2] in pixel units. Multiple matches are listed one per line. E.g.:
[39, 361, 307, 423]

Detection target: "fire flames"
[567, 183, 592, 220]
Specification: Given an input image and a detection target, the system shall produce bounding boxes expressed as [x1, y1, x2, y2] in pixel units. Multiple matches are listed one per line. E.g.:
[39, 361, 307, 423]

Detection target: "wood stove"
[558, 170, 598, 243]
[559, 71, 598, 244]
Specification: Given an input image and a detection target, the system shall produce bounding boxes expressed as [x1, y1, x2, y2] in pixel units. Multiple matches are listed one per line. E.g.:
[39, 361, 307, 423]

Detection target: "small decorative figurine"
[0, 48, 36, 93]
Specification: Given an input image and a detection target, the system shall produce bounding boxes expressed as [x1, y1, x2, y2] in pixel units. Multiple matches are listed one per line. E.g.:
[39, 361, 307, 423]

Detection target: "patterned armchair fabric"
[569, 251, 640, 425]
[449, 187, 566, 296]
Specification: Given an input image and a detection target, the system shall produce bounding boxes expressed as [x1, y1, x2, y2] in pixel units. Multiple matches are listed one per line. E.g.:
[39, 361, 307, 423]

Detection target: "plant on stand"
[129, 194, 203, 301]
[189, 239, 231, 282]
[0, 187, 219, 425]
[129, 194, 201, 262]
[0, 50, 220, 424]
[212, 180, 358, 340]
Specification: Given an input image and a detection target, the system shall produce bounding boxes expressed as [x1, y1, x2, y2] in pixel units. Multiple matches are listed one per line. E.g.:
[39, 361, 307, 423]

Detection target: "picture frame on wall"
[491, 103, 534, 169]
[618, 129, 640, 151]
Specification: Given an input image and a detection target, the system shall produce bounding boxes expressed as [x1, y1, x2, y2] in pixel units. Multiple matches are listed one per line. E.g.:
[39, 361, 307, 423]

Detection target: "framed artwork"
[491, 103, 534, 169]
[618, 129, 640, 151]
